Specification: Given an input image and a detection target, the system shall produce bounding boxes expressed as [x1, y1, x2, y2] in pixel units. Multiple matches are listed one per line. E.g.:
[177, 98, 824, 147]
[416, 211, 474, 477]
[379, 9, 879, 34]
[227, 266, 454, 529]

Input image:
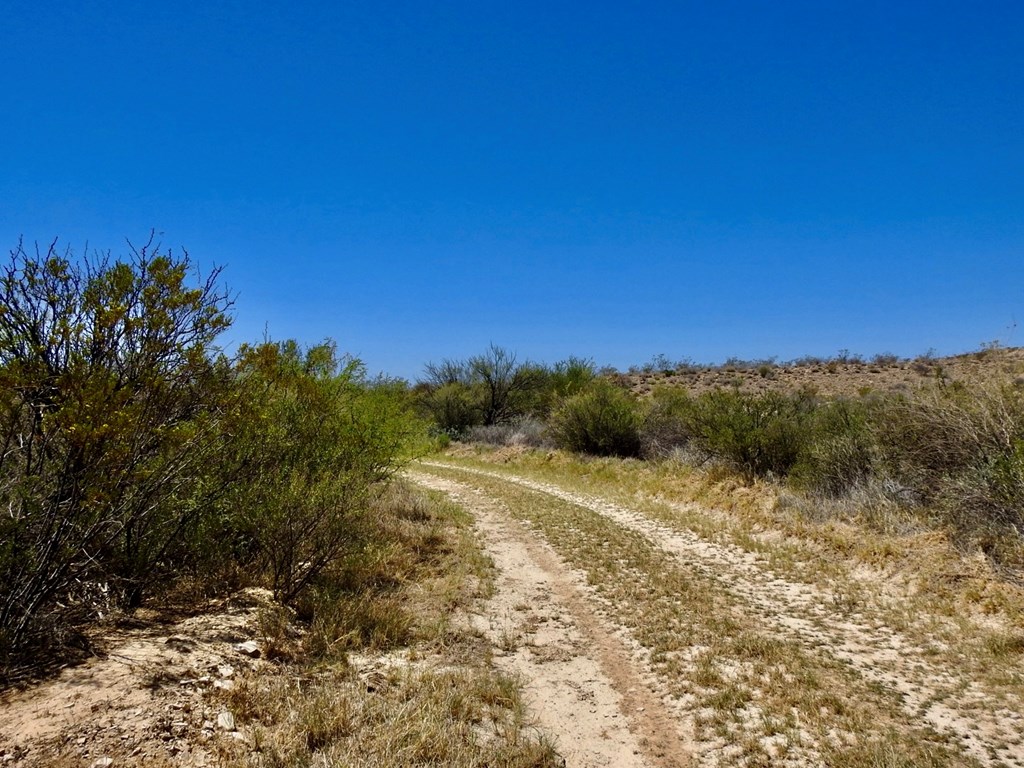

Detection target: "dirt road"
[410, 470, 692, 768]
[412, 459, 1024, 768]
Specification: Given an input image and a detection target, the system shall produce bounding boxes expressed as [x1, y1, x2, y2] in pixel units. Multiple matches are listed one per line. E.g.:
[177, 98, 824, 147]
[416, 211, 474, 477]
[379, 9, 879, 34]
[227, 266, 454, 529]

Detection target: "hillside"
[621, 346, 1024, 399]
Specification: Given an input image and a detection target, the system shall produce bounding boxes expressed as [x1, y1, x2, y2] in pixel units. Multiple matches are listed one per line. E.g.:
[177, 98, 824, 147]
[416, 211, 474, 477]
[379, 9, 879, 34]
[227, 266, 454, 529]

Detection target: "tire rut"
[410, 471, 694, 768]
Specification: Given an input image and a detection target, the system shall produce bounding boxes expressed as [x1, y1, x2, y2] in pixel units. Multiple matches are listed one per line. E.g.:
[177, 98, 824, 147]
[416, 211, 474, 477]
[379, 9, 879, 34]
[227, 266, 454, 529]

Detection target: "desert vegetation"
[420, 345, 1024, 572]
[4, 236, 1023, 766]
[0, 238, 425, 680]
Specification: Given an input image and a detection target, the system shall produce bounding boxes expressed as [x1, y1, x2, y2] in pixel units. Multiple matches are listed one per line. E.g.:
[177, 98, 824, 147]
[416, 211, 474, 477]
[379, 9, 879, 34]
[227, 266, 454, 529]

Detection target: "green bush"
[419, 381, 481, 436]
[682, 389, 816, 479]
[417, 350, 595, 435]
[548, 380, 641, 458]
[639, 388, 693, 459]
[0, 237, 424, 676]
[791, 399, 875, 497]
[217, 340, 421, 603]
[0, 238, 232, 659]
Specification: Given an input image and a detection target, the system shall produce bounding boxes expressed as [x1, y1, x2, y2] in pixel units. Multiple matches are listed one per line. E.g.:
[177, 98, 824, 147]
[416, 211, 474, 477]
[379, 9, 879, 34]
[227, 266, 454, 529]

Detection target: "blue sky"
[2, 1, 1022, 379]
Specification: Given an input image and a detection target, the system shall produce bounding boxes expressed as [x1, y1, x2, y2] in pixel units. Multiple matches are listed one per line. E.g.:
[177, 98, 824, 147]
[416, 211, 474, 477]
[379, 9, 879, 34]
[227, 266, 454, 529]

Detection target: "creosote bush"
[639, 388, 693, 459]
[214, 340, 421, 603]
[790, 398, 875, 497]
[680, 389, 817, 479]
[0, 237, 233, 663]
[0, 237, 423, 678]
[548, 379, 642, 458]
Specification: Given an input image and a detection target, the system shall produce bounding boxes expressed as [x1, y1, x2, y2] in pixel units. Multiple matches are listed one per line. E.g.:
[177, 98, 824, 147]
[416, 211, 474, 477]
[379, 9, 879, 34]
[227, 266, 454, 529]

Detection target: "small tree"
[0, 236, 232, 657]
[418, 345, 548, 432]
[219, 341, 419, 602]
[470, 344, 539, 425]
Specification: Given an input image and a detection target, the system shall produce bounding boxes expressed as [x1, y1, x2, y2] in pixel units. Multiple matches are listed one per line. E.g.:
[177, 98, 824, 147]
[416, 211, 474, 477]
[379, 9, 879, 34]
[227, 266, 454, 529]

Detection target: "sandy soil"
[0, 589, 275, 766]
[5, 455, 1021, 767]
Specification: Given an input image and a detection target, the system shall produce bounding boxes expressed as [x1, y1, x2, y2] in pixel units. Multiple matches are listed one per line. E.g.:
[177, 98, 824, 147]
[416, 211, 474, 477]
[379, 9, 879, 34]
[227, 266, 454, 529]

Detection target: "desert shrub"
[418, 350, 594, 435]
[640, 388, 694, 459]
[464, 422, 517, 446]
[871, 352, 901, 366]
[548, 380, 642, 457]
[790, 398, 876, 497]
[217, 340, 421, 603]
[875, 383, 1024, 560]
[875, 383, 1024, 497]
[682, 389, 816, 479]
[419, 346, 540, 430]
[0, 237, 232, 660]
[532, 357, 596, 416]
[420, 381, 481, 436]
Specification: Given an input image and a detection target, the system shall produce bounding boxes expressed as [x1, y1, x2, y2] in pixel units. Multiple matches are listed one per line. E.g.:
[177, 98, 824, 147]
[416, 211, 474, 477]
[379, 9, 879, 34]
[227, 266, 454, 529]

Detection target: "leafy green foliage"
[639, 388, 694, 459]
[0, 238, 424, 676]
[0, 237, 232, 657]
[548, 380, 642, 457]
[418, 347, 595, 435]
[217, 341, 421, 602]
[790, 399, 875, 497]
[680, 389, 816, 479]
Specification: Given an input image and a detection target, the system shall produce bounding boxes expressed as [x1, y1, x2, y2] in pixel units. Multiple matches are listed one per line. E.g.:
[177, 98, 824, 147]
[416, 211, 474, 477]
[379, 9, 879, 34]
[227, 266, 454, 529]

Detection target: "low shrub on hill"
[639, 388, 693, 459]
[679, 389, 817, 480]
[548, 380, 642, 458]
[790, 398, 876, 497]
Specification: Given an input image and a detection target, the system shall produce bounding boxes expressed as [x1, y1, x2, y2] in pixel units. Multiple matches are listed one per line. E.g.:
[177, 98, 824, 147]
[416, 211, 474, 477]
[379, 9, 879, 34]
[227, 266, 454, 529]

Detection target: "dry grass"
[441, 445, 1024, 625]
[218, 664, 556, 767]
[419, 462, 981, 766]
[210, 480, 561, 767]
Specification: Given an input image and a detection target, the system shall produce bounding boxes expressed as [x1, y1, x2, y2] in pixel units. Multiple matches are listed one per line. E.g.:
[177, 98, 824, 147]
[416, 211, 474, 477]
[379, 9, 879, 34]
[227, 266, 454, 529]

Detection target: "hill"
[621, 346, 1024, 399]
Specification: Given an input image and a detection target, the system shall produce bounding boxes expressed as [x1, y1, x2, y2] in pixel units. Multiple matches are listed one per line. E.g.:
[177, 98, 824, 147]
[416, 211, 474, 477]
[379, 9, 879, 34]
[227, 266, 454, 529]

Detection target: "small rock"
[217, 711, 236, 731]
[91, 759, 114, 768]
[213, 679, 235, 691]
[217, 664, 235, 678]
[235, 641, 260, 658]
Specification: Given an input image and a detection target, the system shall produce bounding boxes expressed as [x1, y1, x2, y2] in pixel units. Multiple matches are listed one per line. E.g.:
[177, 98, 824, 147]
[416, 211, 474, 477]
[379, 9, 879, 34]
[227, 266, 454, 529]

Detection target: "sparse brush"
[465, 417, 553, 449]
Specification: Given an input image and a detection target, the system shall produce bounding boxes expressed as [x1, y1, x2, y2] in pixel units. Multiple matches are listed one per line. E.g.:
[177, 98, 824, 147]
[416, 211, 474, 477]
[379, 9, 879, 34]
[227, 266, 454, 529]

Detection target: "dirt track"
[410, 471, 693, 768]
[413, 459, 1024, 768]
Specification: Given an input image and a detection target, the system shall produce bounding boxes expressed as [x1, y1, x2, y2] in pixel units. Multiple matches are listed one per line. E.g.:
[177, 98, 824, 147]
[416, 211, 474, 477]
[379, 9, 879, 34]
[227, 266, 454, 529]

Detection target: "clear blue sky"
[2, 1, 1022, 379]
